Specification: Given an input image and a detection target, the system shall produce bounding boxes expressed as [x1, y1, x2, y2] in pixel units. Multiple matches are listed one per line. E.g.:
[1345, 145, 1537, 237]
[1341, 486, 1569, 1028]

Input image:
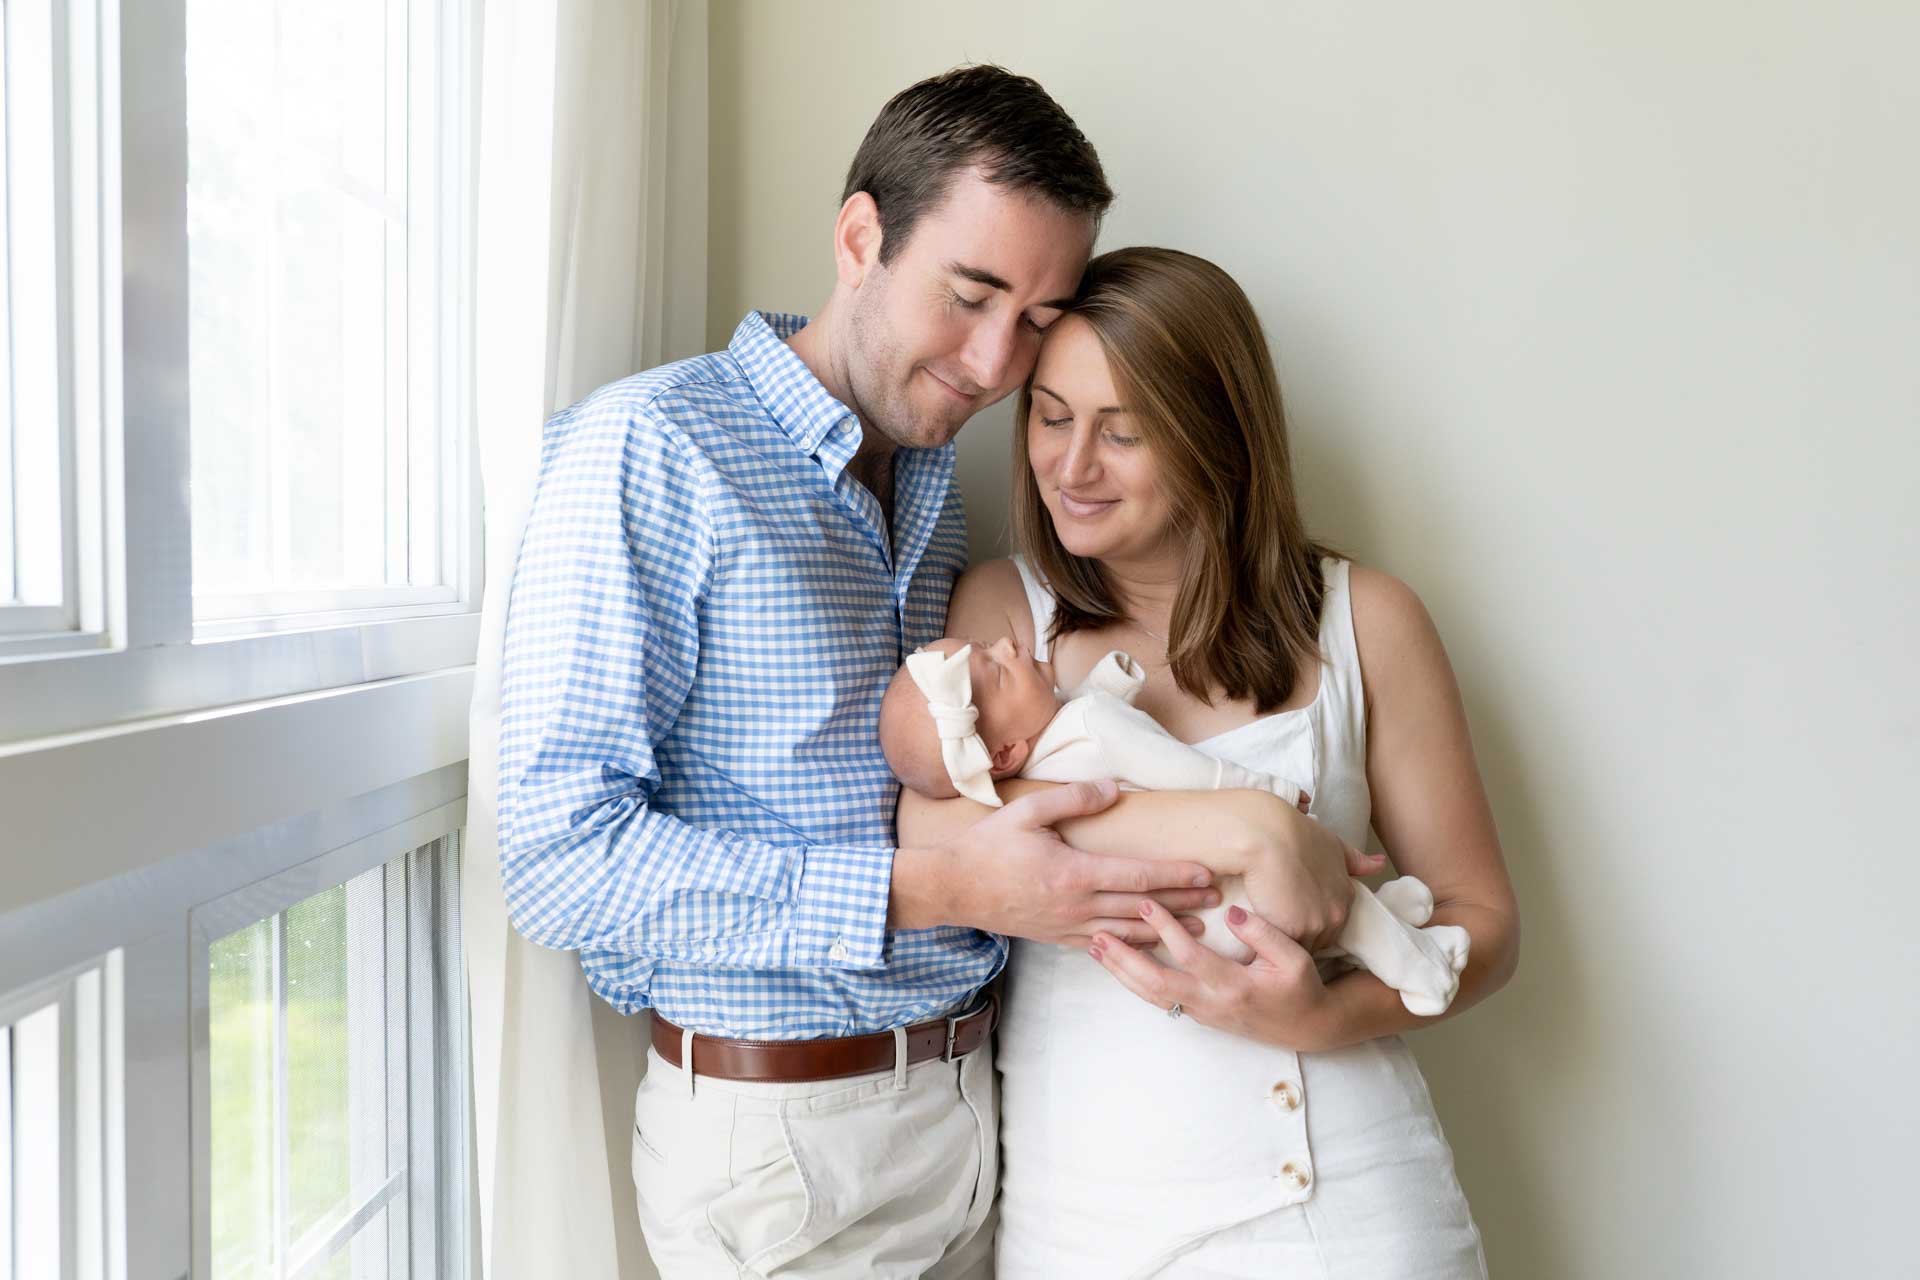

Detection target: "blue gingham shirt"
[497, 311, 1002, 1038]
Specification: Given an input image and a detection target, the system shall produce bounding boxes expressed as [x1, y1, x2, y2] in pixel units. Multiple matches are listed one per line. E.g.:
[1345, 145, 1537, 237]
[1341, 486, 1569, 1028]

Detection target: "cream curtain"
[465, 2, 707, 1277]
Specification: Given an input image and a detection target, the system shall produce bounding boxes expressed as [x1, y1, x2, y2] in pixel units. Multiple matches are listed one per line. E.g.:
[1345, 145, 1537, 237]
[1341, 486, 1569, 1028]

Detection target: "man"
[498, 66, 1355, 1277]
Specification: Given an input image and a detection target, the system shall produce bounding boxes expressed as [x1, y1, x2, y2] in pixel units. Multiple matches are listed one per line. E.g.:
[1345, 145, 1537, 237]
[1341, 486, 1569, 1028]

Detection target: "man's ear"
[990, 738, 1031, 779]
[833, 192, 883, 290]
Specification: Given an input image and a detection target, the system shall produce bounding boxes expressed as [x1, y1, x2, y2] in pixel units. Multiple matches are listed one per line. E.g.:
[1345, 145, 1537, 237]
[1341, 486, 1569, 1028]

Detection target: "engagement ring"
[1166, 1002, 1184, 1019]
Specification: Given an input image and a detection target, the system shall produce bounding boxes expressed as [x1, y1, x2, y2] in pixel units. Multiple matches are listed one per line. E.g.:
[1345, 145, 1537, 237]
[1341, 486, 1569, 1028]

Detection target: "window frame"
[189, 824, 467, 1280]
[0, 0, 482, 737]
[2, 746, 473, 1280]
[0, 0, 110, 652]
[0, 950, 122, 1280]
[187, 0, 474, 627]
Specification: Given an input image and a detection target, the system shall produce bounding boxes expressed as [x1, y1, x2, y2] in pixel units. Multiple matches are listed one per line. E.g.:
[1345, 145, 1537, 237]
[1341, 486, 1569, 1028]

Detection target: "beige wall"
[708, 3, 1920, 1274]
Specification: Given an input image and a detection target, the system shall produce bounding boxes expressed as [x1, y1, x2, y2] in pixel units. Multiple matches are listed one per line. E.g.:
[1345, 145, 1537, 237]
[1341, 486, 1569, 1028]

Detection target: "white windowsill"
[0, 608, 482, 745]
[0, 665, 475, 920]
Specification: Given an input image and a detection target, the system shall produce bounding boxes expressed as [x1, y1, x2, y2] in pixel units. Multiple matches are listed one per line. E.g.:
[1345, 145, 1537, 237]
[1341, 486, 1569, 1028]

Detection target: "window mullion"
[49, 0, 80, 637]
[1, 1024, 12, 1280]
[384, 0, 410, 590]
[383, 856, 408, 1277]
[117, 0, 193, 648]
[272, 910, 290, 1280]
[264, 3, 291, 591]
[1, 4, 17, 607]
[56, 980, 78, 1279]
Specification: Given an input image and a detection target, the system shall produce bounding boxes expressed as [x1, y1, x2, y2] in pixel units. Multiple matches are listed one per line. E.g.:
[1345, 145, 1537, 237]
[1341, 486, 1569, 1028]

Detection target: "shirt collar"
[729, 310, 857, 457]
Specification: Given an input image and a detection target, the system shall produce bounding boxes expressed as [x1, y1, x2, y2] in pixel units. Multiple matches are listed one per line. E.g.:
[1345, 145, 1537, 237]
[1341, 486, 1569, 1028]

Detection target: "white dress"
[993, 556, 1488, 1279]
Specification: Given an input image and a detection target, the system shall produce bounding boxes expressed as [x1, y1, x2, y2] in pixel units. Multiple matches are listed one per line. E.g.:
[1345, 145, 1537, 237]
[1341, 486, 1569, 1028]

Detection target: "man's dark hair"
[842, 64, 1113, 265]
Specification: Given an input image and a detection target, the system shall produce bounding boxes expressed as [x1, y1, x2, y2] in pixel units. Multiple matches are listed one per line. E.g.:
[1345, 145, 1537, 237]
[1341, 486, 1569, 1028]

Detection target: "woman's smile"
[1056, 488, 1119, 519]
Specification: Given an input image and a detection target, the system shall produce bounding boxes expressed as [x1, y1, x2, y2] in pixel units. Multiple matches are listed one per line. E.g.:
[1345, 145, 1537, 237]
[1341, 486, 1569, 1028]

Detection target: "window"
[0, 954, 119, 1280]
[0, 0, 478, 743]
[194, 830, 467, 1280]
[188, 0, 466, 627]
[0, 0, 108, 648]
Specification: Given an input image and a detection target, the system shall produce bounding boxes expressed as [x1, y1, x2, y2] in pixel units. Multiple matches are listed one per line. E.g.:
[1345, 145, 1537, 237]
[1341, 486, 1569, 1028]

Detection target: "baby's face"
[922, 635, 1059, 749]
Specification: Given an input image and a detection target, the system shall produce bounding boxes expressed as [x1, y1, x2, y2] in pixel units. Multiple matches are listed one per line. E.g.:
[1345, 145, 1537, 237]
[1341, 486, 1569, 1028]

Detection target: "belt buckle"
[942, 997, 991, 1062]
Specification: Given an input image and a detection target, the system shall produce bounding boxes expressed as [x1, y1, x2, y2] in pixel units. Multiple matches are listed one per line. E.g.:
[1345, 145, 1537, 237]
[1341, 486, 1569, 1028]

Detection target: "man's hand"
[1226, 794, 1386, 951]
[891, 780, 1221, 947]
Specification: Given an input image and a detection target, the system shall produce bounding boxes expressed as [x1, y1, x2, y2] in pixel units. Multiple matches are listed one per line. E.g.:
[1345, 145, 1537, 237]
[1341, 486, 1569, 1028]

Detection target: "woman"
[899, 247, 1519, 1276]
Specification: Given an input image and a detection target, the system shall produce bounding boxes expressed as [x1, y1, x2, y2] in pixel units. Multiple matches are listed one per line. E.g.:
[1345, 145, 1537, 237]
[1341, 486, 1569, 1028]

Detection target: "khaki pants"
[632, 1040, 997, 1279]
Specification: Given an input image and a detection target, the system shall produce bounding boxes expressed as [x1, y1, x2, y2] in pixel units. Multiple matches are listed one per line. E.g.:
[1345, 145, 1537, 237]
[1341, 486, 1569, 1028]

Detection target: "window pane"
[187, 0, 441, 608]
[209, 868, 392, 1280]
[208, 918, 275, 1276]
[5, 1002, 60, 1279]
[2, 0, 67, 612]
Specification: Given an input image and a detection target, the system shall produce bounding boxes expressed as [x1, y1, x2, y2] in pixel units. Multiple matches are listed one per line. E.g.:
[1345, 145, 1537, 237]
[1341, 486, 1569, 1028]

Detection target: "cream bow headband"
[903, 645, 1004, 808]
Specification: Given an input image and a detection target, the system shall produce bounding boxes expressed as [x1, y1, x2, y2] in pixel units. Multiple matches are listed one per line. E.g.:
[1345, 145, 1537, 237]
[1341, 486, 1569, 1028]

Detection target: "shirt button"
[837, 419, 855, 436]
[1269, 1080, 1302, 1112]
[1280, 1160, 1312, 1190]
[828, 938, 850, 961]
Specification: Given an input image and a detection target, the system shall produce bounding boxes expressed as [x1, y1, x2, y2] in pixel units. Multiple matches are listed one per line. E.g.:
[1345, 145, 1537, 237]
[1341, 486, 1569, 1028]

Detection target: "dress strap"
[1316, 557, 1367, 748]
[1010, 555, 1060, 661]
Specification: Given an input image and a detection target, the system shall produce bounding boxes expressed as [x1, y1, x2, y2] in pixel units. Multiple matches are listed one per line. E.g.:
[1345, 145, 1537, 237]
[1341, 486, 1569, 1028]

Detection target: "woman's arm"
[1314, 566, 1519, 1040]
[1086, 568, 1520, 1049]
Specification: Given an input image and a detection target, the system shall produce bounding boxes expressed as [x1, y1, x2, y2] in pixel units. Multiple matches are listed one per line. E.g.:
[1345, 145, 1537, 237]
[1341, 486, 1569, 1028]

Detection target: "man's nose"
[990, 635, 1017, 662]
[959, 312, 1022, 393]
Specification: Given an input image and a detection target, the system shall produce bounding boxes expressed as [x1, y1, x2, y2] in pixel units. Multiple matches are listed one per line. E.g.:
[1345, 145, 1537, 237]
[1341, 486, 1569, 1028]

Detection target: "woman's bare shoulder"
[1345, 563, 1456, 708]
[948, 558, 1037, 647]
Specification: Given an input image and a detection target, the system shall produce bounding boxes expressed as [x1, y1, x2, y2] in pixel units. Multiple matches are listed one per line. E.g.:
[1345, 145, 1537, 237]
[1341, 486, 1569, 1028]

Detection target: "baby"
[879, 636, 1471, 1016]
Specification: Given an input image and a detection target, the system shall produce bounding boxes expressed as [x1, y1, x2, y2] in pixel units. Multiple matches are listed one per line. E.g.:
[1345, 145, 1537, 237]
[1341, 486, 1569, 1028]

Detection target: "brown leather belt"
[651, 988, 998, 1084]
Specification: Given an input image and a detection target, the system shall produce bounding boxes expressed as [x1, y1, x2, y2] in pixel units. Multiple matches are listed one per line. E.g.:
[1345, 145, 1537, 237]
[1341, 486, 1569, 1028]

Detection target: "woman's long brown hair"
[1011, 247, 1332, 712]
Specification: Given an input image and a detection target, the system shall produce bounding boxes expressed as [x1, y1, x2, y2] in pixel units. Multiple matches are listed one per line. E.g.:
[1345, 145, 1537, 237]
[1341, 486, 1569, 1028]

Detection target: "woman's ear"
[833, 192, 883, 290]
[990, 738, 1031, 779]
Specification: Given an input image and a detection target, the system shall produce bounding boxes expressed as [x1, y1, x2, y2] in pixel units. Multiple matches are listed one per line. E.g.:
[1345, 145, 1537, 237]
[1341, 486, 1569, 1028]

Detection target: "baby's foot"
[1374, 876, 1435, 927]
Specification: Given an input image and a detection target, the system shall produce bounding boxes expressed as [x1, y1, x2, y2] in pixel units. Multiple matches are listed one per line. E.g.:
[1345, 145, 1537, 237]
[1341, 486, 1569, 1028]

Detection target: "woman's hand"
[1089, 901, 1339, 1052]
[1224, 792, 1382, 952]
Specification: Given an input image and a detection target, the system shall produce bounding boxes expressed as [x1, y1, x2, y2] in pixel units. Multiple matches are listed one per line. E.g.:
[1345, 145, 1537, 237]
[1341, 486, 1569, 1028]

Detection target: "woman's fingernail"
[1204, 892, 1222, 907]
[1088, 945, 1102, 960]
[1227, 905, 1247, 925]
[1192, 874, 1210, 887]
[1139, 902, 1154, 918]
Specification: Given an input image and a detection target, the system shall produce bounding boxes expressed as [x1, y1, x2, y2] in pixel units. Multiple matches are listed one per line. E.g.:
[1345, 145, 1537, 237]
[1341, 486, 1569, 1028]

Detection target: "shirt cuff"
[790, 842, 896, 970]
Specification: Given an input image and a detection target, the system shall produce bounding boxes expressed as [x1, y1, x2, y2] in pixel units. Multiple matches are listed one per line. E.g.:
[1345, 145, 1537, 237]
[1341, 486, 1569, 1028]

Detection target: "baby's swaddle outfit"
[1018, 650, 1469, 1011]
[902, 639, 1469, 1012]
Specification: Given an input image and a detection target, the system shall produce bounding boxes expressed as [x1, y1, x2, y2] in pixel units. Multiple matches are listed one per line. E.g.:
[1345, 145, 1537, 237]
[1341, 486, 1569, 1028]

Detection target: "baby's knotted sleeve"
[1080, 650, 1149, 703]
[1081, 694, 1307, 807]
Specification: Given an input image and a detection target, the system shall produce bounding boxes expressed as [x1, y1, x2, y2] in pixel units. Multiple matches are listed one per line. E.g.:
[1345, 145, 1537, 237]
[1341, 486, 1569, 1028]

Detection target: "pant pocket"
[631, 1074, 736, 1273]
[753, 1065, 983, 1278]
[954, 1047, 998, 1243]
[707, 1104, 813, 1274]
